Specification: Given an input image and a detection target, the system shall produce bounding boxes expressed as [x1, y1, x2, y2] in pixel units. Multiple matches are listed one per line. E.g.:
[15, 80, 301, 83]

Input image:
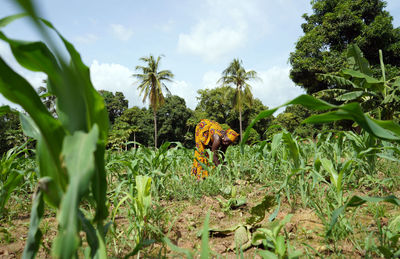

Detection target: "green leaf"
[347, 44, 372, 76]
[258, 250, 279, 259]
[53, 125, 99, 258]
[0, 32, 60, 74]
[0, 170, 23, 212]
[275, 235, 286, 257]
[318, 73, 358, 89]
[327, 195, 400, 236]
[234, 226, 249, 249]
[19, 113, 41, 139]
[0, 13, 27, 28]
[134, 175, 152, 221]
[320, 158, 338, 189]
[336, 90, 364, 101]
[77, 210, 99, 258]
[22, 188, 44, 259]
[246, 195, 275, 225]
[379, 50, 386, 82]
[200, 212, 211, 259]
[342, 69, 384, 92]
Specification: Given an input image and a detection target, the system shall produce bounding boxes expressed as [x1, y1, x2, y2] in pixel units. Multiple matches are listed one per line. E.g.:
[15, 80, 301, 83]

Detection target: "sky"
[0, 0, 400, 111]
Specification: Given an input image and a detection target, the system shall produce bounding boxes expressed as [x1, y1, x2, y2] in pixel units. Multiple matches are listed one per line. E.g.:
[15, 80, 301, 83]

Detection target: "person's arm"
[211, 134, 222, 166]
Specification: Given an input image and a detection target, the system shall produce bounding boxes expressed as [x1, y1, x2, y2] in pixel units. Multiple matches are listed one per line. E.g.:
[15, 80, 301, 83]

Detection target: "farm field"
[1, 0, 400, 258]
[1, 133, 399, 258]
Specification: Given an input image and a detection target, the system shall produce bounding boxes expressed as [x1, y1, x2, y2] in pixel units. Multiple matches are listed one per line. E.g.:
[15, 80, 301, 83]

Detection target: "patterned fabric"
[190, 119, 225, 179]
[226, 129, 239, 142]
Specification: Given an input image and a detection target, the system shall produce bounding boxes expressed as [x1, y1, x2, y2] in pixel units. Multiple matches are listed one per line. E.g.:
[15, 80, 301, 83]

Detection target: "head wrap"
[226, 129, 239, 142]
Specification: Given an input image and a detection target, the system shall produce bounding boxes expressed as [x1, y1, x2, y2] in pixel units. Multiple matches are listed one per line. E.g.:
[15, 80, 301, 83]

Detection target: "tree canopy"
[99, 90, 129, 125]
[289, 0, 400, 95]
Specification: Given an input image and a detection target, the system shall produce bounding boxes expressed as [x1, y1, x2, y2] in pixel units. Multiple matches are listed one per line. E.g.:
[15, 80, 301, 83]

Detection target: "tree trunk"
[239, 108, 243, 142]
[153, 109, 157, 148]
[238, 85, 243, 142]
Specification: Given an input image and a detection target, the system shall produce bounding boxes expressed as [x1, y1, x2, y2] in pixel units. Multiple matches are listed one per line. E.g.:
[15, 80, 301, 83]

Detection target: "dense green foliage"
[157, 95, 193, 146]
[0, 109, 24, 154]
[318, 44, 400, 121]
[99, 90, 128, 124]
[289, 0, 400, 95]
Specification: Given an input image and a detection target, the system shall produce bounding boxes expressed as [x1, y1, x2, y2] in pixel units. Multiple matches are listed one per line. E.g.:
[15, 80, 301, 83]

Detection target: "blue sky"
[1, 0, 399, 110]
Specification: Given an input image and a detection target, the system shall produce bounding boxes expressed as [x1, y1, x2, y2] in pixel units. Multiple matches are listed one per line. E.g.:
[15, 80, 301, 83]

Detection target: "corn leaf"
[22, 188, 44, 259]
[53, 125, 99, 258]
[328, 195, 400, 236]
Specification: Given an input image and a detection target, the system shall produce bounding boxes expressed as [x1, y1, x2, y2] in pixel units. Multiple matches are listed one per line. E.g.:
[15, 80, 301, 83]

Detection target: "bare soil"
[1, 181, 393, 258]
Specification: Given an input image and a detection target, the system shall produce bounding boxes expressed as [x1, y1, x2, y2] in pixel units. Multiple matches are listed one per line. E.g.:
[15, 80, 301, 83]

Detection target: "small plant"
[0, 142, 29, 217]
[252, 214, 302, 259]
[216, 185, 246, 212]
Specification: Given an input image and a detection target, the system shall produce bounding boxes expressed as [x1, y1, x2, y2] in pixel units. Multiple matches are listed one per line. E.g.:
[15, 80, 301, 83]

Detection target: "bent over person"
[191, 119, 239, 179]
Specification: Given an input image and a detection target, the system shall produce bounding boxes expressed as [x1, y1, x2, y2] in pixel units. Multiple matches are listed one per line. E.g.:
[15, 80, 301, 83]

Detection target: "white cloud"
[253, 66, 305, 111]
[90, 60, 145, 108]
[168, 80, 197, 109]
[178, 20, 246, 62]
[201, 70, 220, 89]
[155, 19, 175, 33]
[110, 24, 133, 41]
[74, 33, 98, 44]
[177, 0, 269, 61]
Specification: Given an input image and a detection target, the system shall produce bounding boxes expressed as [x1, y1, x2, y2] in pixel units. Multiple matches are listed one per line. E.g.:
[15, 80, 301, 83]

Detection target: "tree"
[218, 58, 260, 141]
[156, 95, 192, 146]
[98, 90, 128, 125]
[289, 0, 400, 96]
[111, 106, 153, 147]
[133, 55, 174, 148]
[195, 86, 235, 124]
[0, 109, 23, 155]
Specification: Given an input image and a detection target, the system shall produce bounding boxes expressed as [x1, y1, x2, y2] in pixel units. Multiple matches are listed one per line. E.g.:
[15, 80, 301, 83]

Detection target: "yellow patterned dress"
[191, 119, 239, 179]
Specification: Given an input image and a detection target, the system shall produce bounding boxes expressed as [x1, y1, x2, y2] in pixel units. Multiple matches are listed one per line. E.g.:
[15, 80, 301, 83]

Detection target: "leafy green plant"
[110, 175, 155, 257]
[252, 214, 302, 259]
[317, 44, 400, 120]
[0, 2, 109, 257]
[216, 185, 246, 212]
[197, 195, 276, 252]
[0, 142, 29, 217]
[373, 215, 400, 258]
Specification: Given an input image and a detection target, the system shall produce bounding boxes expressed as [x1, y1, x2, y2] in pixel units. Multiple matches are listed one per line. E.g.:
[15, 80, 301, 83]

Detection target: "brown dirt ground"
[0, 181, 395, 258]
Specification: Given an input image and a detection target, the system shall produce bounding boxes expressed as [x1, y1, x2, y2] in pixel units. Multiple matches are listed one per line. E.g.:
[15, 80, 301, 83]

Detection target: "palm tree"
[218, 58, 260, 141]
[133, 55, 174, 148]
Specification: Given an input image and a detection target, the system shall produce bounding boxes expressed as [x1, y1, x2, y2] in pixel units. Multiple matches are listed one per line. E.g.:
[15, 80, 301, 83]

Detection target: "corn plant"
[252, 214, 302, 259]
[111, 175, 153, 257]
[0, 1, 109, 257]
[0, 142, 29, 217]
